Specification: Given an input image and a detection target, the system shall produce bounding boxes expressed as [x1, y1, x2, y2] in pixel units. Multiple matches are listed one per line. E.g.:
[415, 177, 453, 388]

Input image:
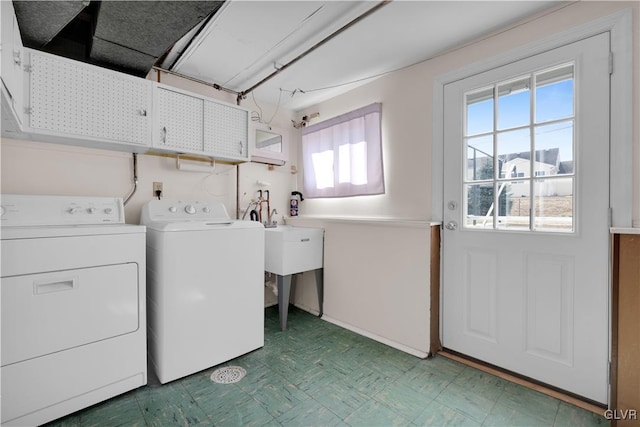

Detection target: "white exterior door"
[442, 33, 610, 404]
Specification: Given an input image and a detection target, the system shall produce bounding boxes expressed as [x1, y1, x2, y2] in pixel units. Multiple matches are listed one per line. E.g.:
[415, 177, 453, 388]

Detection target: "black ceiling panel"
[12, 0, 224, 77]
[13, 1, 86, 48]
[93, 1, 223, 58]
[90, 37, 157, 77]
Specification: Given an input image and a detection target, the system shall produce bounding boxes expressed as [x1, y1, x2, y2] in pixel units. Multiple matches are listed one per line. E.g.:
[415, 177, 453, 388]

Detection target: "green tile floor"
[47, 306, 610, 426]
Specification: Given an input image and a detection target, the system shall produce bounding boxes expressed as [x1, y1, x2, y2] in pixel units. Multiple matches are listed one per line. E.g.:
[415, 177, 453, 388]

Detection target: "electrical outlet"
[153, 182, 163, 196]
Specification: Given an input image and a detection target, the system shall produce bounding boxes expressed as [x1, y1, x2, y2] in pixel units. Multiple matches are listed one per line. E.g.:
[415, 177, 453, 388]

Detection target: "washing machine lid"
[144, 219, 264, 232]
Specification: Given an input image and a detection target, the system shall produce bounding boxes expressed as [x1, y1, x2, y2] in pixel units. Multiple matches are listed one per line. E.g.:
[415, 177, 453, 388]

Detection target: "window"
[464, 63, 575, 232]
[302, 103, 384, 198]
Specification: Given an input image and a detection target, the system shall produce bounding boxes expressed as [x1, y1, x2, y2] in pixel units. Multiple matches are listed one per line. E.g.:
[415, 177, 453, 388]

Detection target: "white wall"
[286, 1, 638, 353]
[295, 1, 640, 225]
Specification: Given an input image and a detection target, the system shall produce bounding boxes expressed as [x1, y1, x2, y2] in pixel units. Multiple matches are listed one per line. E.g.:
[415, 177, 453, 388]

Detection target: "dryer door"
[1, 263, 139, 365]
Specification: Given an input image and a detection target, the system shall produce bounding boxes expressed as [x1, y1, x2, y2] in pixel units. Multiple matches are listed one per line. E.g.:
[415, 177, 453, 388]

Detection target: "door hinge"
[609, 208, 613, 227]
[24, 107, 31, 115]
[23, 64, 32, 73]
[608, 52, 614, 75]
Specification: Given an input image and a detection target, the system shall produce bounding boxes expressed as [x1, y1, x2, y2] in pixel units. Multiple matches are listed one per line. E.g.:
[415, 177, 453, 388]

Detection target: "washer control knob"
[0, 206, 5, 216]
[184, 204, 196, 214]
[87, 207, 97, 214]
[67, 207, 81, 214]
[203, 206, 211, 213]
[104, 207, 113, 214]
[169, 206, 177, 213]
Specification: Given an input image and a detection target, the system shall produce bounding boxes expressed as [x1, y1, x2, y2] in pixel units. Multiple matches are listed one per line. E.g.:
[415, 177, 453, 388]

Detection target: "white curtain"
[302, 103, 384, 198]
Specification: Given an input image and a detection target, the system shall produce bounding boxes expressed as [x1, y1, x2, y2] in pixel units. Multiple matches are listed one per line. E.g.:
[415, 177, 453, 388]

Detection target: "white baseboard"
[320, 314, 429, 359]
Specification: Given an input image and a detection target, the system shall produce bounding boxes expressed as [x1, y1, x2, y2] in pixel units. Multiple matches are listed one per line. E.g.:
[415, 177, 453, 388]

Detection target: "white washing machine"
[140, 200, 264, 384]
[0, 194, 147, 427]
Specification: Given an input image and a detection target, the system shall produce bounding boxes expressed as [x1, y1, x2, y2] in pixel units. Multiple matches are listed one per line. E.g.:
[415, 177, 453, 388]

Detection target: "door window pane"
[535, 65, 574, 123]
[497, 182, 530, 230]
[534, 178, 574, 232]
[466, 87, 494, 136]
[466, 135, 494, 181]
[497, 77, 530, 130]
[466, 183, 494, 229]
[497, 129, 530, 180]
[534, 121, 574, 176]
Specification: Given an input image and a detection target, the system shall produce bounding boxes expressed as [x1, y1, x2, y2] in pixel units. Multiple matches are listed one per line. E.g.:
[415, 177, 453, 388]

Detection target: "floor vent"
[210, 366, 246, 384]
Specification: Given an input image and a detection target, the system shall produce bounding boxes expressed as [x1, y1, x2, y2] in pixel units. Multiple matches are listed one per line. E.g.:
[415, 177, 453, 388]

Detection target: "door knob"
[445, 221, 458, 231]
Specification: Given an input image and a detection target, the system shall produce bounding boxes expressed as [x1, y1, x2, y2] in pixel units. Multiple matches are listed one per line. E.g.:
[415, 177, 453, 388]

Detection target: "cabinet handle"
[138, 109, 147, 117]
[161, 126, 167, 144]
[13, 50, 21, 66]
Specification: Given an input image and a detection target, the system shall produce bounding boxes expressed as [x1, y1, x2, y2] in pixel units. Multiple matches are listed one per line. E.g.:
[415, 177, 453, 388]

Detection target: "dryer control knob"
[203, 206, 211, 213]
[87, 207, 97, 214]
[104, 207, 113, 214]
[185, 204, 196, 214]
[169, 206, 177, 213]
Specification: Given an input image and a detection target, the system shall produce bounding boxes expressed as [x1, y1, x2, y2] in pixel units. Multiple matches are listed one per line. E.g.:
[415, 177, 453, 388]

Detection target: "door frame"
[432, 7, 633, 227]
[431, 7, 633, 405]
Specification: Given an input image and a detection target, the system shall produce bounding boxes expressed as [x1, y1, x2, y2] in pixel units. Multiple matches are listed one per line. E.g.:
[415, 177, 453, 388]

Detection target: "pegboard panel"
[204, 100, 248, 160]
[156, 88, 204, 152]
[29, 52, 151, 145]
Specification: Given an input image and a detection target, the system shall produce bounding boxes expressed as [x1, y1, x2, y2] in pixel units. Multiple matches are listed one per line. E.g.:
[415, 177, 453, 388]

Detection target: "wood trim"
[611, 234, 640, 426]
[430, 225, 442, 354]
[439, 350, 606, 416]
[611, 234, 621, 425]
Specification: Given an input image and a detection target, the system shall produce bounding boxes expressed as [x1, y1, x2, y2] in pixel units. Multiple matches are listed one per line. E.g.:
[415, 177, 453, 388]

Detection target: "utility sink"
[265, 225, 324, 276]
[264, 225, 324, 331]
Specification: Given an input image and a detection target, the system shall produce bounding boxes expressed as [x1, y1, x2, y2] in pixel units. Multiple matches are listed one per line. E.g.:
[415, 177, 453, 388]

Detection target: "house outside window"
[301, 103, 384, 198]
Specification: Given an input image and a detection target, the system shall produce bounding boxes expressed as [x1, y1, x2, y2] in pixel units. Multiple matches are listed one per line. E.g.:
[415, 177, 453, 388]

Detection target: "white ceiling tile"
[172, 1, 560, 111]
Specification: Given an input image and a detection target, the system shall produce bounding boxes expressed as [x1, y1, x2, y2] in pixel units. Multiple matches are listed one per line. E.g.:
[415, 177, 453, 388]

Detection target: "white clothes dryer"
[140, 200, 264, 384]
[0, 194, 147, 426]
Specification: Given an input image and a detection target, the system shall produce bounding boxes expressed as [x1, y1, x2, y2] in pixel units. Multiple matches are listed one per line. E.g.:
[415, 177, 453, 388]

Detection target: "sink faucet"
[266, 208, 278, 228]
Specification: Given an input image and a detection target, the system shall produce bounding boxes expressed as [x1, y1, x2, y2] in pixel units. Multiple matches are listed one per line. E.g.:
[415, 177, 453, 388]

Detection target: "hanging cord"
[251, 88, 283, 125]
[287, 2, 576, 96]
[123, 153, 138, 206]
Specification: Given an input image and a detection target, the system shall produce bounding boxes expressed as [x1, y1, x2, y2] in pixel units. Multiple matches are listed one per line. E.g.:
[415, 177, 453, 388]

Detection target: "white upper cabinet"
[155, 86, 204, 153]
[1, 1, 25, 129]
[154, 83, 249, 162]
[24, 49, 152, 151]
[3, 34, 247, 158]
[203, 100, 249, 161]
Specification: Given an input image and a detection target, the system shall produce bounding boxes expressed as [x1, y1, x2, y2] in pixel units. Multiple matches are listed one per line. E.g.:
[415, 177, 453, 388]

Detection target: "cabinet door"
[156, 87, 204, 153]
[1, 1, 24, 126]
[204, 100, 249, 161]
[27, 50, 151, 147]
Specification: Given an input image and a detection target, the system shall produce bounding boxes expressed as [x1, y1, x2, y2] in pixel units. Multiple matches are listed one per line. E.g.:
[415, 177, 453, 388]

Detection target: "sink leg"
[277, 274, 292, 331]
[315, 268, 324, 317]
